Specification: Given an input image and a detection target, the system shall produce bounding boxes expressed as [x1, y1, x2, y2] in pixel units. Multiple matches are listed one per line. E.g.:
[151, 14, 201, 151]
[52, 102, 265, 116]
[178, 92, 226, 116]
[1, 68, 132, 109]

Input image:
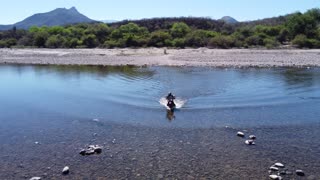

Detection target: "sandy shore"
[1, 48, 320, 67]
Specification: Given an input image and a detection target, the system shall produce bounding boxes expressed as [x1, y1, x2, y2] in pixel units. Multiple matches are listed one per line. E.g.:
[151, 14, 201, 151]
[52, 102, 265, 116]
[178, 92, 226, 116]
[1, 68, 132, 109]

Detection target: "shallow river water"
[0, 64, 319, 179]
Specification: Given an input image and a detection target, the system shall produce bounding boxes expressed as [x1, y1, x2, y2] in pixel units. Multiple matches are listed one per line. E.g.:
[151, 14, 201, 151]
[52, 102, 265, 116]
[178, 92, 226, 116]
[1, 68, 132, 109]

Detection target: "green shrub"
[208, 35, 234, 48]
[263, 38, 279, 49]
[292, 34, 310, 48]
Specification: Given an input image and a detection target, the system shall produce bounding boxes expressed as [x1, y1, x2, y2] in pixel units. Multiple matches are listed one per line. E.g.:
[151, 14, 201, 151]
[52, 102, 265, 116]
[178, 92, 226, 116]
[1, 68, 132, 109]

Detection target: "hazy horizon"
[0, 0, 319, 24]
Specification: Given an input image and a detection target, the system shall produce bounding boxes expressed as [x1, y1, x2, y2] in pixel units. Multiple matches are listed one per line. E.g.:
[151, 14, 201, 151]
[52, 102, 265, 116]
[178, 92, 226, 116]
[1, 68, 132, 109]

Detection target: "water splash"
[159, 97, 186, 109]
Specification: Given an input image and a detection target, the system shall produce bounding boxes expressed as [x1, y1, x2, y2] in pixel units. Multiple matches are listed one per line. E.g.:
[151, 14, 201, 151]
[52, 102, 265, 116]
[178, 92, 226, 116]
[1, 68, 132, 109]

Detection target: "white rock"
[270, 166, 279, 171]
[30, 177, 41, 180]
[88, 145, 95, 149]
[245, 140, 255, 145]
[237, 131, 245, 137]
[249, 135, 256, 140]
[94, 146, 102, 153]
[269, 174, 282, 180]
[62, 166, 69, 174]
[92, 118, 99, 122]
[296, 169, 305, 176]
[274, 163, 284, 168]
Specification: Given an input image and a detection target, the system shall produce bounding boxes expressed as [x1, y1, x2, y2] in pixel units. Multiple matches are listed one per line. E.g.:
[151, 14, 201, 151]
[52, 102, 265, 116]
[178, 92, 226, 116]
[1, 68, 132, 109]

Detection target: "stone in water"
[237, 132, 245, 137]
[296, 170, 305, 176]
[269, 174, 282, 180]
[249, 135, 256, 140]
[62, 166, 69, 175]
[245, 140, 255, 145]
[274, 163, 284, 168]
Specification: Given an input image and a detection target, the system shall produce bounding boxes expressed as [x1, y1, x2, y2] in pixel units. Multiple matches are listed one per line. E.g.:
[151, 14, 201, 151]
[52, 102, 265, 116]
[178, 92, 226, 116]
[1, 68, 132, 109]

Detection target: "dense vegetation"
[1, 8, 320, 49]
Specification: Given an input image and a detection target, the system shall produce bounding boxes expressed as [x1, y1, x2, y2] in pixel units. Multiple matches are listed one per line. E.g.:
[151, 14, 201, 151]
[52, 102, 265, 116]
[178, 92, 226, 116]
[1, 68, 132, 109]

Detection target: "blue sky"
[1, 0, 319, 24]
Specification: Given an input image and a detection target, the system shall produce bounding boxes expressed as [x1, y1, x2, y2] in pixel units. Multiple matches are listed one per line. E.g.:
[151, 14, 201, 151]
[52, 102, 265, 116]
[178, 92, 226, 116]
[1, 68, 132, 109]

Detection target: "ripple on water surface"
[0, 65, 320, 128]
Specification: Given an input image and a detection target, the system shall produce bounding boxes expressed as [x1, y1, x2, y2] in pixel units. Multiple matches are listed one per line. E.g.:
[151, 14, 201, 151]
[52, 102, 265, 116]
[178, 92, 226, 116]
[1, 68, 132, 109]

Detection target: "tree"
[33, 31, 49, 47]
[84, 23, 111, 43]
[170, 22, 191, 38]
[48, 26, 65, 35]
[286, 12, 318, 39]
[82, 34, 98, 48]
[171, 38, 186, 48]
[148, 30, 172, 47]
[109, 23, 149, 47]
[185, 30, 217, 47]
[263, 38, 279, 49]
[292, 34, 310, 48]
[45, 35, 66, 48]
[208, 35, 234, 48]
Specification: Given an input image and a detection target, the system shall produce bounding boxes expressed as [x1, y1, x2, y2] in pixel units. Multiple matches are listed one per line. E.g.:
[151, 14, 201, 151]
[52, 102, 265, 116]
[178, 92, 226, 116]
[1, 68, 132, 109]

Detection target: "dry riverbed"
[1, 48, 320, 67]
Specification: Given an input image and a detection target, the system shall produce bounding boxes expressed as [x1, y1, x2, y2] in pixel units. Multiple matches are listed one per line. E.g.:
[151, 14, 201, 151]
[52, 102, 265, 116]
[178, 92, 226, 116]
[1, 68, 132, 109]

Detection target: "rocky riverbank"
[1, 48, 320, 67]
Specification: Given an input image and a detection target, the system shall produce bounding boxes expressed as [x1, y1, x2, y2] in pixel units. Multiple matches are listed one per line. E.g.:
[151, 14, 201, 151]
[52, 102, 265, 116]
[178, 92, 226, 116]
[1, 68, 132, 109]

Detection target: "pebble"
[79, 149, 86, 156]
[92, 118, 100, 122]
[34, 142, 40, 145]
[274, 163, 284, 168]
[112, 139, 116, 144]
[270, 166, 279, 171]
[279, 171, 286, 175]
[62, 166, 69, 175]
[80, 145, 103, 156]
[269, 174, 282, 180]
[157, 174, 164, 179]
[249, 135, 256, 140]
[245, 140, 255, 145]
[237, 131, 245, 137]
[85, 150, 95, 155]
[94, 146, 102, 154]
[29, 177, 41, 180]
[296, 170, 305, 176]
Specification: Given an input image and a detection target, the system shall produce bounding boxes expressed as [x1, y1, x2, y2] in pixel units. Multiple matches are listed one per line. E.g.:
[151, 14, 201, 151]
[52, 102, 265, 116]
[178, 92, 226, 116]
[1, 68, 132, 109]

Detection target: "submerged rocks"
[268, 162, 285, 179]
[79, 145, 103, 156]
[268, 162, 306, 178]
[245, 140, 255, 145]
[62, 166, 69, 175]
[236, 131, 257, 145]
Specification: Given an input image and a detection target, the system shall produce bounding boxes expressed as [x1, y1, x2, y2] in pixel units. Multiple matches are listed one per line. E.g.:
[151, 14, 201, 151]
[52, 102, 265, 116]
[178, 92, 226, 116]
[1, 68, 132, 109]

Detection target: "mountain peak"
[0, 7, 94, 30]
[69, 6, 78, 12]
[220, 16, 238, 24]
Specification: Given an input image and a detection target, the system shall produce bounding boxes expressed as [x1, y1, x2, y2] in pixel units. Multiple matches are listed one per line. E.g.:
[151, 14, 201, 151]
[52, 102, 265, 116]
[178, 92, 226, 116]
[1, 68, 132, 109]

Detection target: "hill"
[0, 7, 94, 30]
[220, 16, 238, 24]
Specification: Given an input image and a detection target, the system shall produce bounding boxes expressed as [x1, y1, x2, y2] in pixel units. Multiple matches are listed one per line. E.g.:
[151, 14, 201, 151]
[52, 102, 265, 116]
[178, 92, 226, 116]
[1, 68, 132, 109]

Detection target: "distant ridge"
[220, 16, 238, 24]
[0, 7, 95, 30]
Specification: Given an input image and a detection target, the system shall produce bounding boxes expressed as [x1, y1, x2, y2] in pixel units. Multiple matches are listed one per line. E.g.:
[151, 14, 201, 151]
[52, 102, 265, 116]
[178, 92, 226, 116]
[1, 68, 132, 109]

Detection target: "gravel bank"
[1, 48, 320, 67]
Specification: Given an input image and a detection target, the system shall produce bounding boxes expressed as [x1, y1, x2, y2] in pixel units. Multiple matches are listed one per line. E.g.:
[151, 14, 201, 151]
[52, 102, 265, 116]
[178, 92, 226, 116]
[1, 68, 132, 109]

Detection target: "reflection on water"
[0, 64, 320, 128]
[166, 109, 175, 121]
